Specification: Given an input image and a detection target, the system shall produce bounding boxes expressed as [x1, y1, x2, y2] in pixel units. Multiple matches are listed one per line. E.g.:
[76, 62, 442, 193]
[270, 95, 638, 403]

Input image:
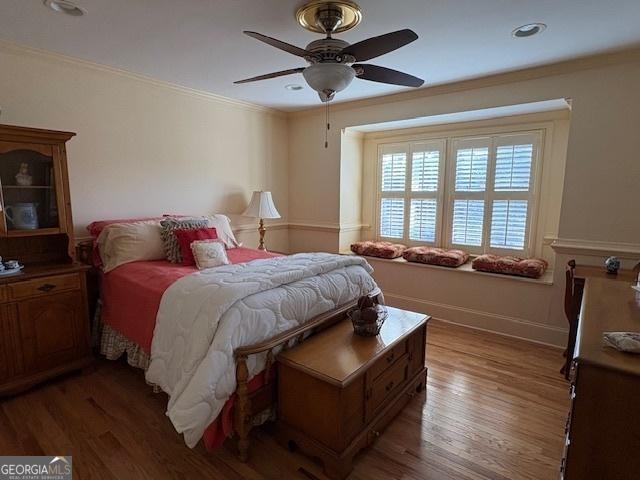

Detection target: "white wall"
[3, 40, 639, 345]
[339, 130, 364, 252]
[288, 52, 640, 346]
[0, 42, 289, 252]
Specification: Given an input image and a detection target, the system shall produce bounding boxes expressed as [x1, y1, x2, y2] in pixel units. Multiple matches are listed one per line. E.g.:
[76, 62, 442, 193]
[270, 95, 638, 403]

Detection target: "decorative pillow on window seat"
[403, 246, 469, 267]
[174, 227, 219, 266]
[350, 241, 406, 259]
[472, 255, 548, 279]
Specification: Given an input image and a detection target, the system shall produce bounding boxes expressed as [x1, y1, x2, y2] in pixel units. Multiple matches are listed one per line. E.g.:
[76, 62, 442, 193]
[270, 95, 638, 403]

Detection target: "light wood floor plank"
[0, 319, 568, 479]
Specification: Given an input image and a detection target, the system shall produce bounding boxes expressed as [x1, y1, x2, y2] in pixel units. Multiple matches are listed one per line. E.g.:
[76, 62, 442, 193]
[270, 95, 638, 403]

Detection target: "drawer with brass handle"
[367, 354, 409, 417]
[368, 339, 408, 382]
[8, 273, 80, 300]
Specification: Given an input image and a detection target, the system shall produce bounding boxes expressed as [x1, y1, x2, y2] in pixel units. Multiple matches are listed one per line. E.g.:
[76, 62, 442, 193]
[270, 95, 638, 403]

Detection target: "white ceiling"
[1, 0, 639, 111]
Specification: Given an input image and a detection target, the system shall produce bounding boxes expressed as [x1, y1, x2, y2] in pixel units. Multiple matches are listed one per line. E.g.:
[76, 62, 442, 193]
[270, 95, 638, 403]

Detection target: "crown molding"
[551, 238, 640, 258]
[0, 39, 286, 117]
[288, 46, 640, 118]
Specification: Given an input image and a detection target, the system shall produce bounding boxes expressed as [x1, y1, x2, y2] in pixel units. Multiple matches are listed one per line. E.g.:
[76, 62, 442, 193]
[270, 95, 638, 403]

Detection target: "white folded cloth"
[603, 332, 640, 353]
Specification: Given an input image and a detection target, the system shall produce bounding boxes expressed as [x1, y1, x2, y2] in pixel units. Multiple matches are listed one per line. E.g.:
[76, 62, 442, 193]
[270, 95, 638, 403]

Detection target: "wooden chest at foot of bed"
[276, 306, 429, 480]
[0, 264, 92, 396]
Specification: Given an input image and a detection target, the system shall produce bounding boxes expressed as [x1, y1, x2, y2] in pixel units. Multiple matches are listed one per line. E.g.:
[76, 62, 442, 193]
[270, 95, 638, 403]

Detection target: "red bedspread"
[100, 247, 282, 450]
[101, 247, 281, 352]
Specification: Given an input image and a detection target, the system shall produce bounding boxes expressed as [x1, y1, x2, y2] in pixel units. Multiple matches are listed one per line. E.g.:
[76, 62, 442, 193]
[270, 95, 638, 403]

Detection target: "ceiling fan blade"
[341, 29, 418, 62]
[354, 64, 424, 87]
[234, 67, 305, 84]
[243, 31, 313, 58]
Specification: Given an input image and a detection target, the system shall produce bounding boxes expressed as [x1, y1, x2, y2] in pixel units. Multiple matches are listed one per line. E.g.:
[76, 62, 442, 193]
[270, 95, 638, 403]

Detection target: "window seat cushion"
[472, 255, 548, 278]
[403, 246, 469, 268]
[350, 241, 406, 259]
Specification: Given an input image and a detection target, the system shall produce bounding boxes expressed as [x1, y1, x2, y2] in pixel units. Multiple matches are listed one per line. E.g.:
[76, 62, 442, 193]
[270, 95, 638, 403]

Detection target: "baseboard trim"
[384, 292, 567, 348]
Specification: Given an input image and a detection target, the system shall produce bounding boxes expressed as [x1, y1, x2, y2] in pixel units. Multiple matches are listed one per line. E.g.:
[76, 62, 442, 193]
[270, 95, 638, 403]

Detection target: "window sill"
[341, 251, 554, 286]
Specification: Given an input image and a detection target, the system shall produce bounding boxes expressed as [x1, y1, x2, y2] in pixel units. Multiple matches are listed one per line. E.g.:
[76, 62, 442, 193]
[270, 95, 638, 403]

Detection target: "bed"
[87, 216, 380, 460]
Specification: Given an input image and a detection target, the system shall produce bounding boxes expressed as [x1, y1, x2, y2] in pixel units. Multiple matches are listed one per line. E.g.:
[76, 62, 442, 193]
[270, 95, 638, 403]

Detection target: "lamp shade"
[242, 191, 281, 219]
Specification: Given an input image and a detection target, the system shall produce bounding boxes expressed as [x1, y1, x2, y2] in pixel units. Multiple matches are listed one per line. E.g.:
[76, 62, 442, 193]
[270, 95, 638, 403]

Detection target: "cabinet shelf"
[2, 185, 54, 190]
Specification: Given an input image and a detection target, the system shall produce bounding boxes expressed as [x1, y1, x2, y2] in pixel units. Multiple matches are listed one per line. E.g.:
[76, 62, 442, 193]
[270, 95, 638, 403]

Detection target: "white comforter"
[145, 252, 378, 447]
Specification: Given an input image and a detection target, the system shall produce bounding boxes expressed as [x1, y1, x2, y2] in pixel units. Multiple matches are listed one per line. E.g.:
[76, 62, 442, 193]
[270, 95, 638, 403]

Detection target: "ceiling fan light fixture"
[302, 63, 355, 98]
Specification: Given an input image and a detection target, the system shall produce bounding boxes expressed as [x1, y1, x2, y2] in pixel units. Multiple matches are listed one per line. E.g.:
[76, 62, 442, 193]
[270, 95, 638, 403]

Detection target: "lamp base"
[258, 218, 266, 250]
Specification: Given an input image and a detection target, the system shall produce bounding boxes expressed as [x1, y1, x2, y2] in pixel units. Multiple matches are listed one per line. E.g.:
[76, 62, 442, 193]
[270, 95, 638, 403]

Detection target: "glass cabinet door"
[0, 143, 61, 234]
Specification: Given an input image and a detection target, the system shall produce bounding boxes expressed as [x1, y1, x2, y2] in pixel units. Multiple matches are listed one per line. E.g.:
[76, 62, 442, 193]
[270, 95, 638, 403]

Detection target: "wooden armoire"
[0, 124, 91, 396]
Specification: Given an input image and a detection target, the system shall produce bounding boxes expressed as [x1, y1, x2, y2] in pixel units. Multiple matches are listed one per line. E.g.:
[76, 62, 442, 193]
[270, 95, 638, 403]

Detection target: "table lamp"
[242, 191, 281, 251]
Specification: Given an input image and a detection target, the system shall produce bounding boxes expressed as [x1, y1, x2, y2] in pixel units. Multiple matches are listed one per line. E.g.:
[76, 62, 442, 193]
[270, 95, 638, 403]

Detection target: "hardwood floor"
[0, 320, 569, 480]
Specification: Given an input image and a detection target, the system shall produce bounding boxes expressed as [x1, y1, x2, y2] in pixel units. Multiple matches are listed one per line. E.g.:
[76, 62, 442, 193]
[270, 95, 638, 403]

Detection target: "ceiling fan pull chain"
[325, 100, 330, 148]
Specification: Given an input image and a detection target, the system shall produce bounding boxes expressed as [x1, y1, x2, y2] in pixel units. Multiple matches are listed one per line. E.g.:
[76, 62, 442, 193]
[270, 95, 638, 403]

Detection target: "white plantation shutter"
[380, 198, 405, 238]
[377, 130, 540, 255]
[381, 152, 406, 191]
[412, 150, 440, 192]
[490, 200, 528, 249]
[447, 133, 539, 254]
[410, 199, 437, 242]
[494, 143, 533, 191]
[378, 141, 444, 244]
[454, 147, 488, 192]
[487, 133, 538, 253]
[452, 199, 484, 246]
[448, 138, 490, 250]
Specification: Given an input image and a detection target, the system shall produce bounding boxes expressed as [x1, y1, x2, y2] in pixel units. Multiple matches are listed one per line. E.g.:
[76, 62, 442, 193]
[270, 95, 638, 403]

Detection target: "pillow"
[205, 214, 241, 249]
[403, 246, 469, 267]
[191, 240, 230, 270]
[87, 216, 167, 267]
[174, 227, 219, 266]
[88, 216, 166, 238]
[97, 220, 165, 272]
[160, 218, 209, 263]
[472, 255, 548, 279]
[350, 241, 406, 259]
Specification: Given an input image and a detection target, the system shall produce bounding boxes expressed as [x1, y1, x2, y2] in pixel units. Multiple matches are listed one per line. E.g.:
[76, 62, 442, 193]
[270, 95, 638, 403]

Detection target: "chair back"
[564, 260, 577, 322]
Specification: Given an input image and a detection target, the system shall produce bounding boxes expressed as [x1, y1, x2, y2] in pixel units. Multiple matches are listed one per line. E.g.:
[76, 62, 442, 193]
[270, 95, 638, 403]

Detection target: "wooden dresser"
[276, 307, 429, 479]
[0, 124, 92, 396]
[562, 270, 640, 479]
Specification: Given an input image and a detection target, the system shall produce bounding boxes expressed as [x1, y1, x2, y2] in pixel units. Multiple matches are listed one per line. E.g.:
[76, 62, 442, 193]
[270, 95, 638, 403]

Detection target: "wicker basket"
[348, 305, 388, 337]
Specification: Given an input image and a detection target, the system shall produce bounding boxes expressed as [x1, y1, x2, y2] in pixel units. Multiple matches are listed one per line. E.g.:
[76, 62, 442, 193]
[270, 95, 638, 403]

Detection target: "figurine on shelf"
[15, 162, 33, 186]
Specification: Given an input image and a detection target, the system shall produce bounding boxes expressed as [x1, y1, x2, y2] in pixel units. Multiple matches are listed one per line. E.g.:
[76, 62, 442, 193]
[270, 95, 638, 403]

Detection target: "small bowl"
[348, 306, 388, 337]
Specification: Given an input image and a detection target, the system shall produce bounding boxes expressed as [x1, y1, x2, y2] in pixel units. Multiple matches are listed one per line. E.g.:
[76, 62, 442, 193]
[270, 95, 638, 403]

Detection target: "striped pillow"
[160, 218, 208, 263]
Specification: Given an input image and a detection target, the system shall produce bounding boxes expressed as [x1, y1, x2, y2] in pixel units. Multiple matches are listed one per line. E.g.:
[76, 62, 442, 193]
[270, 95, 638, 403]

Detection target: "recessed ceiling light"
[512, 23, 546, 38]
[285, 84, 304, 91]
[44, 0, 86, 17]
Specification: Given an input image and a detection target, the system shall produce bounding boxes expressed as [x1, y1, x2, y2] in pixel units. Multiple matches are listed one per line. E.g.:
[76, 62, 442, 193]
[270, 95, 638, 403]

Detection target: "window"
[379, 141, 445, 245]
[377, 131, 540, 255]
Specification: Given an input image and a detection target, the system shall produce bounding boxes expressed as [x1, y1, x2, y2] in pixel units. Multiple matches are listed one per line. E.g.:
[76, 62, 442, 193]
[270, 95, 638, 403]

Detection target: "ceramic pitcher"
[5, 202, 39, 230]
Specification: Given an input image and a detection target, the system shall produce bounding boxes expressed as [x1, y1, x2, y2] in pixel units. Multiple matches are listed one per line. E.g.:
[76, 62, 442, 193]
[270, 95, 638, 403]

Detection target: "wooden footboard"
[233, 300, 359, 461]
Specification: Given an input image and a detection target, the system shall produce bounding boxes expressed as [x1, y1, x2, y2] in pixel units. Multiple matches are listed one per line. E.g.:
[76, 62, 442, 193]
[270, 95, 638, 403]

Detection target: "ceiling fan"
[234, 0, 424, 103]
